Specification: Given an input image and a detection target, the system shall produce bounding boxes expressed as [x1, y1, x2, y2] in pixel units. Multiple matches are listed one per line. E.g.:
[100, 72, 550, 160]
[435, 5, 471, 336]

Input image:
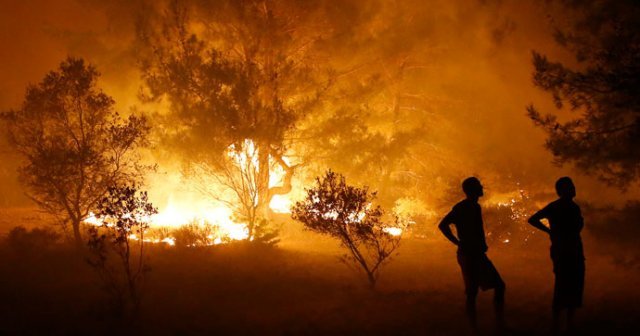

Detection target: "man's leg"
[552, 259, 563, 335]
[458, 252, 478, 331]
[466, 286, 479, 331]
[567, 307, 576, 332]
[480, 254, 506, 330]
[494, 280, 506, 330]
[552, 307, 562, 335]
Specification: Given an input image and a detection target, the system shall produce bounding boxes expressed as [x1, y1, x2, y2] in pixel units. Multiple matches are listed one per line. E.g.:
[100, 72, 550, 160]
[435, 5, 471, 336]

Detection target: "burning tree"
[292, 170, 402, 288]
[2, 58, 150, 249]
[187, 139, 281, 239]
[137, 0, 325, 225]
[136, 0, 440, 233]
[87, 185, 158, 316]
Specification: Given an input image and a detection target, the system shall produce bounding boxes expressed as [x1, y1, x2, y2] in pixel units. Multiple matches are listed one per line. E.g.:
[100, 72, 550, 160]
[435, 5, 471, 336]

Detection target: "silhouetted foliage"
[169, 219, 279, 247]
[528, 0, 640, 187]
[250, 218, 281, 246]
[186, 140, 277, 239]
[6, 226, 61, 255]
[87, 185, 157, 317]
[2, 58, 151, 249]
[138, 0, 321, 221]
[170, 222, 217, 248]
[292, 170, 401, 288]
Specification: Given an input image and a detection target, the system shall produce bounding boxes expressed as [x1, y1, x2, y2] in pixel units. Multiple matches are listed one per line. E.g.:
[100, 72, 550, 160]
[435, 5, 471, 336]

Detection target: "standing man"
[439, 177, 506, 332]
[528, 177, 585, 334]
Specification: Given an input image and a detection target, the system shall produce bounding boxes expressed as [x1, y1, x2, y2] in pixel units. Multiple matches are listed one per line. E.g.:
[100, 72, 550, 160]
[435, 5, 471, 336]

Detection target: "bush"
[6, 226, 61, 254]
[171, 221, 217, 247]
[87, 185, 157, 317]
[292, 170, 401, 289]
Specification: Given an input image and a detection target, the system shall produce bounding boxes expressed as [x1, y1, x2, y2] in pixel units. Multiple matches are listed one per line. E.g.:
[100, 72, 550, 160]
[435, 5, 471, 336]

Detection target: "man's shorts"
[457, 251, 504, 294]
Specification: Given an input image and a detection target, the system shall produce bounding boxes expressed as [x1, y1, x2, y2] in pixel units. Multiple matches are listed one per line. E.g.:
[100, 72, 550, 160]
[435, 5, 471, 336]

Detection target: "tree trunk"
[269, 153, 295, 201]
[72, 218, 84, 251]
[257, 141, 271, 220]
[367, 272, 377, 290]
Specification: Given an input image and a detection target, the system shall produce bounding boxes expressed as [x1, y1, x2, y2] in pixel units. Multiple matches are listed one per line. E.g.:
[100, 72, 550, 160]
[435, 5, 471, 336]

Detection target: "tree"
[292, 170, 402, 288]
[528, 0, 640, 187]
[87, 185, 158, 316]
[187, 139, 279, 239]
[138, 0, 443, 230]
[138, 0, 325, 222]
[284, 0, 447, 214]
[2, 58, 150, 249]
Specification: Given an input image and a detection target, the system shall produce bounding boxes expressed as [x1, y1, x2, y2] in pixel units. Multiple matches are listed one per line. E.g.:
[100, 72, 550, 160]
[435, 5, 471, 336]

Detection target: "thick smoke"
[0, 0, 637, 209]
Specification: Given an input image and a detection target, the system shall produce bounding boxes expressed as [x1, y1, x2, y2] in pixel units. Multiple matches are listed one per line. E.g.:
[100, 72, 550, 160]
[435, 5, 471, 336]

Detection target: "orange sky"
[0, 0, 637, 207]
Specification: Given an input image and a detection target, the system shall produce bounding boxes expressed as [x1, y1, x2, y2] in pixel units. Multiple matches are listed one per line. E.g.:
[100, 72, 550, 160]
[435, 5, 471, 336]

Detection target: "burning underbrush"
[85, 217, 265, 248]
[151, 220, 250, 247]
[84, 197, 257, 247]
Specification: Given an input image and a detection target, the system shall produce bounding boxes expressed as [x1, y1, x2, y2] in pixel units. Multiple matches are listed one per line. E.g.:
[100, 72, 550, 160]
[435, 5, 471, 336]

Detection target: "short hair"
[462, 177, 481, 194]
[555, 176, 574, 195]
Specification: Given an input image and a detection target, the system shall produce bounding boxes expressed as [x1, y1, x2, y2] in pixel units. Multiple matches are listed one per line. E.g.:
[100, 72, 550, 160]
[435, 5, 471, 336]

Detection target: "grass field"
[0, 209, 638, 335]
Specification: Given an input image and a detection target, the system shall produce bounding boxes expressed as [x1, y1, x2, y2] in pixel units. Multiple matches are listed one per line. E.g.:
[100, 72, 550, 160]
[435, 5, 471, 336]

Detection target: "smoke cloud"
[1, 0, 637, 208]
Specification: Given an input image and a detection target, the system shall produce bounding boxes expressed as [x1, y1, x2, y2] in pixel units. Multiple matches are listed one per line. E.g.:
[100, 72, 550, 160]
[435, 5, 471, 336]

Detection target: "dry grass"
[0, 209, 639, 335]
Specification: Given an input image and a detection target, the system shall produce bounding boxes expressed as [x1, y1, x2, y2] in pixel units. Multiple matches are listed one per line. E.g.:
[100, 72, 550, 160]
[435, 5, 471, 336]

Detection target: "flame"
[86, 201, 250, 246]
[269, 195, 292, 214]
[152, 201, 250, 242]
[84, 213, 102, 225]
[84, 138, 295, 246]
[382, 227, 403, 236]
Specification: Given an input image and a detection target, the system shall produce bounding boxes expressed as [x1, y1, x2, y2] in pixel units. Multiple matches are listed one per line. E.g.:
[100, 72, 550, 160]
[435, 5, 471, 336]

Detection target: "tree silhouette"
[138, 0, 324, 221]
[87, 185, 158, 316]
[528, 0, 640, 187]
[187, 139, 276, 239]
[137, 0, 438, 224]
[292, 170, 401, 288]
[2, 58, 150, 249]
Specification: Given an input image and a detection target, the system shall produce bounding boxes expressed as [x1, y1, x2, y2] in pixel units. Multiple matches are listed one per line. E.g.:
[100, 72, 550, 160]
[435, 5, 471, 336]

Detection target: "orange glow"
[85, 139, 297, 246]
[383, 227, 403, 236]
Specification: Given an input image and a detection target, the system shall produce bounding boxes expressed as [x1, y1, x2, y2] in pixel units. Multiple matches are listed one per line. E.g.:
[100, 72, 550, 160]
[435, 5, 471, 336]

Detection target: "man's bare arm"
[528, 210, 551, 235]
[438, 214, 460, 246]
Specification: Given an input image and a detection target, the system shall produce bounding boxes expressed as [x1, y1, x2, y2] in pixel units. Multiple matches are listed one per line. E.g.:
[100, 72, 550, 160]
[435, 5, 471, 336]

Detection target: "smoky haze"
[1, 1, 640, 335]
[0, 0, 637, 207]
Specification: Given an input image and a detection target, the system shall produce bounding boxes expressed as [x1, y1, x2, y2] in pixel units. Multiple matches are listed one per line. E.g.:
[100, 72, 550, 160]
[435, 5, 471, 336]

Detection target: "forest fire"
[1, 0, 640, 334]
[148, 202, 250, 241]
[83, 138, 295, 246]
[85, 183, 292, 246]
[382, 227, 404, 236]
[86, 199, 254, 246]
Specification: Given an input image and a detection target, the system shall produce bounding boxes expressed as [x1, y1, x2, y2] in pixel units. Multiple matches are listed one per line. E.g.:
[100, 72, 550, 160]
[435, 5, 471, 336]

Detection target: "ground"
[0, 212, 639, 335]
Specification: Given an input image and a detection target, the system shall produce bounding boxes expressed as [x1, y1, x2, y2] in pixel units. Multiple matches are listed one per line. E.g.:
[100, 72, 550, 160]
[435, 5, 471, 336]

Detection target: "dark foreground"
[0, 230, 639, 336]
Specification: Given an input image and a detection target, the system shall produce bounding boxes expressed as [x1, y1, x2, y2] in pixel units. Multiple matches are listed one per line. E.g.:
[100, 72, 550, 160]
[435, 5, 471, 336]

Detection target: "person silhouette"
[439, 177, 505, 332]
[528, 177, 584, 334]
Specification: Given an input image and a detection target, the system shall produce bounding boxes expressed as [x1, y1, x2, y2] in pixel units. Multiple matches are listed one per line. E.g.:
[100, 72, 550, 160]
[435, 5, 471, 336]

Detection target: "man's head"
[555, 176, 576, 199]
[462, 177, 483, 199]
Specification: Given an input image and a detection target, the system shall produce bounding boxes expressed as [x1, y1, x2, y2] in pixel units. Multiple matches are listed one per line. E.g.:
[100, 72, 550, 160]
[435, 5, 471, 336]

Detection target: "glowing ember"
[383, 227, 403, 236]
[158, 237, 176, 246]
